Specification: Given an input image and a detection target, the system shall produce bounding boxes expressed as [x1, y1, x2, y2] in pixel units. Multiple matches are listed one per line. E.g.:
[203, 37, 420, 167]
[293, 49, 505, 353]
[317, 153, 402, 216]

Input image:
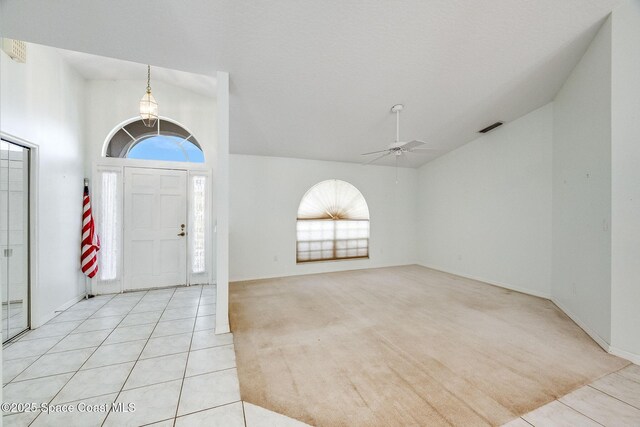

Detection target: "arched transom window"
[296, 180, 370, 263]
[104, 118, 204, 163]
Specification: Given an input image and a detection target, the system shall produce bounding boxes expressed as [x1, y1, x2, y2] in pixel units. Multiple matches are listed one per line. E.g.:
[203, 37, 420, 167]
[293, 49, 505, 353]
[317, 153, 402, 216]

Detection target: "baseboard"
[551, 298, 612, 353]
[417, 265, 640, 364]
[215, 322, 230, 335]
[609, 346, 640, 365]
[230, 263, 417, 283]
[95, 282, 217, 296]
[418, 263, 552, 300]
[32, 293, 86, 328]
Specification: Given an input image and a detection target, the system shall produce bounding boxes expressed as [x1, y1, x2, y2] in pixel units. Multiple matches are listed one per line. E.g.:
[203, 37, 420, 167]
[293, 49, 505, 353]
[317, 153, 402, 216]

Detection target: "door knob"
[178, 231, 186, 237]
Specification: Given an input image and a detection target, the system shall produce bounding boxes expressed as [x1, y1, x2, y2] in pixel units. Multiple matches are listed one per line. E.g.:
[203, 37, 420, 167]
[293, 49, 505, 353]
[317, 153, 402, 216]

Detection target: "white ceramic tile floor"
[14, 347, 95, 381]
[3, 357, 39, 385]
[243, 401, 310, 427]
[140, 333, 192, 360]
[2, 284, 309, 427]
[185, 345, 236, 377]
[175, 401, 244, 427]
[176, 369, 240, 416]
[502, 363, 640, 426]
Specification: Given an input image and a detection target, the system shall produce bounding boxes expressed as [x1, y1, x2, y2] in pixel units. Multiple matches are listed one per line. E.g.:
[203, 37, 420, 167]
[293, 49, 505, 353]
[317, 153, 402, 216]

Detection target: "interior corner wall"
[416, 103, 553, 298]
[610, 0, 640, 360]
[0, 43, 87, 327]
[551, 16, 613, 346]
[229, 154, 419, 282]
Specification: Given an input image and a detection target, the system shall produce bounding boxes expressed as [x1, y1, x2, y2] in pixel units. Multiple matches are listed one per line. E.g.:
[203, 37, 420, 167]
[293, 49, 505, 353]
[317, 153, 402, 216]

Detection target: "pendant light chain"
[147, 65, 152, 94]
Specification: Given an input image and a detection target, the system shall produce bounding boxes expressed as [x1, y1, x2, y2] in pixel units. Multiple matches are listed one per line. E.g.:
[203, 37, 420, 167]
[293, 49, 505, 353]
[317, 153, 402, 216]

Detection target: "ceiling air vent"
[1, 39, 27, 63]
[478, 121, 503, 134]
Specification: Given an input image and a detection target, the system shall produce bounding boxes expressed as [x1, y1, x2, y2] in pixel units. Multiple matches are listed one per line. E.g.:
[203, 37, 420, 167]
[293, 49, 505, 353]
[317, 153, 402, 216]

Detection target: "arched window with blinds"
[296, 180, 370, 263]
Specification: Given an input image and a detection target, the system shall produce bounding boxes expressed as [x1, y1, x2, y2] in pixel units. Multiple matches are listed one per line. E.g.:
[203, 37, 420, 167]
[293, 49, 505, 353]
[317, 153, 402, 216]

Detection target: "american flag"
[81, 185, 100, 278]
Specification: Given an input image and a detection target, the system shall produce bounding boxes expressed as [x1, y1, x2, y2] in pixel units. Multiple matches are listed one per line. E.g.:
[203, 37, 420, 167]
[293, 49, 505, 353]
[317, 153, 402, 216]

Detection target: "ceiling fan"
[361, 104, 435, 167]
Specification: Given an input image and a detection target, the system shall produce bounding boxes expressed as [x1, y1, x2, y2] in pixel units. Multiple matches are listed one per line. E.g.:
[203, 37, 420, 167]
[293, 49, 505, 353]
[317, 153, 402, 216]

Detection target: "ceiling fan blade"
[361, 149, 390, 156]
[362, 151, 391, 165]
[401, 140, 426, 151]
[409, 147, 438, 151]
[399, 152, 413, 168]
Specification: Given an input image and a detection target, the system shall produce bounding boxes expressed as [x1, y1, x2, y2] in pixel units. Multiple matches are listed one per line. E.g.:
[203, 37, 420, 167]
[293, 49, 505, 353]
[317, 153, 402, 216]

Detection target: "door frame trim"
[92, 159, 214, 294]
[0, 132, 38, 332]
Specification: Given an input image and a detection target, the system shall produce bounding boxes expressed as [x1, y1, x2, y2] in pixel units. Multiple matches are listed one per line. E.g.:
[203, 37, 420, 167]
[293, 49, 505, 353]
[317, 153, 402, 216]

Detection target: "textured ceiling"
[0, 0, 623, 167]
[55, 48, 216, 97]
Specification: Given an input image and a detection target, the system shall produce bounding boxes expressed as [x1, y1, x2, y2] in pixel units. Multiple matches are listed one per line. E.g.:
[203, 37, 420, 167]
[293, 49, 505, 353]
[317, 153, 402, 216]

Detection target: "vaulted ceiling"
[0, 0, 622, 166]
[54, 49, 217, 97]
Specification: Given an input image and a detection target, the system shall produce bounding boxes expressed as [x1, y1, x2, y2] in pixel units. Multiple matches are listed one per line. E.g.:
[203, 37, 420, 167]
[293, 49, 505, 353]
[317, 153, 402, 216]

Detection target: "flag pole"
[84, 178, 89, 300]
[83, 178, 95, 300]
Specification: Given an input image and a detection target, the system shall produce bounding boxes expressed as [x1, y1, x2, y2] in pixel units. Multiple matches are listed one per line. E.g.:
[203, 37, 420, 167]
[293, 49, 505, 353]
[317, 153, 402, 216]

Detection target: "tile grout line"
[586, 383, 640, 411]
[555, 399, 606, 426]
[241, 400, 248, 427]
[3, 286, 215, 425]
[26, 290, 150, 426]
[4, 340, 230, 386]
[152, 399, 243, 426]
[99, 286, 181, 427]
[3, 295, 114, 347]
[19, 317, 120, 341]
[2, 296, 117, 421]
[611, 368, 640, 386]
[51, 366, 237, 407]
[3, 294, 117, 387]
[172, 285, 206, 426]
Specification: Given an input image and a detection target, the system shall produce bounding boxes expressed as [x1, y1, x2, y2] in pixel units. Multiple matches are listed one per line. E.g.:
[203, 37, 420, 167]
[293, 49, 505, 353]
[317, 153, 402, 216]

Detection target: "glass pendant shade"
[140, 65, 158, 128]
[140, 90, 158, 128]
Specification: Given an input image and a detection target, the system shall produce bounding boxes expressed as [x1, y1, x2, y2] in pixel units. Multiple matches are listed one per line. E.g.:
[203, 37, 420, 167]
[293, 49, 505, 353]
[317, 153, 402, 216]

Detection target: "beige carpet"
[229, 265, 628, 427]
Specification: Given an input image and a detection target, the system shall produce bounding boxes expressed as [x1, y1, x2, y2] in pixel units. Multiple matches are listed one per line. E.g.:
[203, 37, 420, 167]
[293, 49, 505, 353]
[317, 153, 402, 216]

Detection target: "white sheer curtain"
[191, 175, 206, 274]
[297, 180, 370, 262]
[98, 171, 119, 281]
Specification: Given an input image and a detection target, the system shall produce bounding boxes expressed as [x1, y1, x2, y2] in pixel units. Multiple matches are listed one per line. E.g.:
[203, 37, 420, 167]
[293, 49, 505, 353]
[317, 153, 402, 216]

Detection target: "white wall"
[1, 43, 87, 327]
[215, 71, 230, 334]
[84, 79, 217, 170]
[552, 17, 612, 346]
[417, 104, 553, 298]
[1, 42, 220, 326]
[229, 155, 418, 282]
[610, 0, 640, 361]
[84, 78, 218, 295]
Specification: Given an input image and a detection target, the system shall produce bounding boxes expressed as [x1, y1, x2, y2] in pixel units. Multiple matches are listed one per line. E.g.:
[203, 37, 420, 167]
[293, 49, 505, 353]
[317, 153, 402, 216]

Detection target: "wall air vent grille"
[478, 121, 504, 134]
[1, 39, 27, 63]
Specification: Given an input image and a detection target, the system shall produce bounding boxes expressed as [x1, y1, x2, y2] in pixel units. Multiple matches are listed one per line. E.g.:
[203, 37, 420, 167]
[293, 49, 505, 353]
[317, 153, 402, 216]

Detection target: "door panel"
[124, 167, 187, 291]
[1, 140, 30, 342]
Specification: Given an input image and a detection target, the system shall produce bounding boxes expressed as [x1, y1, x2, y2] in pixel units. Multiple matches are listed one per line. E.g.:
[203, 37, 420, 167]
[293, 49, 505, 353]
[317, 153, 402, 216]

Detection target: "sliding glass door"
[1, 139, 30, 342]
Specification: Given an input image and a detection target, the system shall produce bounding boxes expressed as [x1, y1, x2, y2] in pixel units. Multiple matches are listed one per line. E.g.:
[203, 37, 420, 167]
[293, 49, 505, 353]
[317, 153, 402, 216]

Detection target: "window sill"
[296, 256, 369, 264]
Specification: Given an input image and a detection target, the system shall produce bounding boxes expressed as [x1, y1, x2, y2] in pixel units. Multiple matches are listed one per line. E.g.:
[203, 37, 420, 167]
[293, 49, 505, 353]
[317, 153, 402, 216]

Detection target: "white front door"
[124, 167, 187, 291]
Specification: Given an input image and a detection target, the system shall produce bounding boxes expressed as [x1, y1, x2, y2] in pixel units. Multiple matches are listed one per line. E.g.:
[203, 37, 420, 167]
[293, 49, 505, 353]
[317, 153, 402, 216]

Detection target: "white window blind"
[296, 180, 370, 263]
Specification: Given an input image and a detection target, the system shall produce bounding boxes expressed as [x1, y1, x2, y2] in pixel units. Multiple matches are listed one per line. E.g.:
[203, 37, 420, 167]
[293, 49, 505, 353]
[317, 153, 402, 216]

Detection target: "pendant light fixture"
[140, 65, 158, 127]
